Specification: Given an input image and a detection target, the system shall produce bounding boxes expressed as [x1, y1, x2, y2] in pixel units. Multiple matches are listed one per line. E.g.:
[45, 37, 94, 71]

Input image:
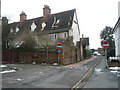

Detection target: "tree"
[20, 32, 37, 50]
[8, 31, 37, 50]
[36, 32, 56, 51]
[2, 17, 9, 50]
[100, 26, 114, 40]
[100, 26, 115, 57]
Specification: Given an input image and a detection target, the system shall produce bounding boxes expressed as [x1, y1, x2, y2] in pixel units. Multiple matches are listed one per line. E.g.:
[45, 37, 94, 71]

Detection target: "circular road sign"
[101, 40, 109, 49]
[57, 43, 62, 50]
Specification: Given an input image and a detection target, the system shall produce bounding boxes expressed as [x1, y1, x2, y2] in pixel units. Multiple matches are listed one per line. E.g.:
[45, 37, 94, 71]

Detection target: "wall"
[2, 48, 81, 65]
[115, 26, 120, 56]
[62, 46, 80, 64]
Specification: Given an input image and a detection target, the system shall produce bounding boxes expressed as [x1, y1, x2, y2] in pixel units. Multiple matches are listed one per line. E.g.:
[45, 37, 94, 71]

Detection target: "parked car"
[106, 57, 120, 68]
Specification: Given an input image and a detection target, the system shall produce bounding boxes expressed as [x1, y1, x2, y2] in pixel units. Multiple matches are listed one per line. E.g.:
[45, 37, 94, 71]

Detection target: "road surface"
[1, 56, 119, 90]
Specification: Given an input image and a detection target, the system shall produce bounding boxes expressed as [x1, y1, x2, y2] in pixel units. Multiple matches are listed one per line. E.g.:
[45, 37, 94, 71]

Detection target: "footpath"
[64, 57, 96, 67]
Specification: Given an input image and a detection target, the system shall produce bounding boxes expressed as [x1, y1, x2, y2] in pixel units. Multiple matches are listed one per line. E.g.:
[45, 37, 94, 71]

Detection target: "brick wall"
[2, 48, 81, 65]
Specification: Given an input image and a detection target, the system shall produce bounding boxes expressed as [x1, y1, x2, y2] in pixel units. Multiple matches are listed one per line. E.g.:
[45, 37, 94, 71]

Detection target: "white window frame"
[64, 32, 68, 39]
[31, 22, 37, 32]
[50, 34, 57, 40]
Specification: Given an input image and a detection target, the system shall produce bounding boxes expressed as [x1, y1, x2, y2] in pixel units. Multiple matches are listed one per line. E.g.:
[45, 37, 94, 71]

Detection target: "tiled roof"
[9, 9, 75, 33]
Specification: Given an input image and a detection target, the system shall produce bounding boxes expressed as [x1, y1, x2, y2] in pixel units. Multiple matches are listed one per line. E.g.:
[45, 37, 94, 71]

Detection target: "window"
[50, 34, 57, 40]
[64, 32, 68, 38]
[41, 22, 46, 30]
[16, 27, 19, 33]
[10, 28, 13, 33]
[31, 22, 37, 31]
[52, 17, 60, 28]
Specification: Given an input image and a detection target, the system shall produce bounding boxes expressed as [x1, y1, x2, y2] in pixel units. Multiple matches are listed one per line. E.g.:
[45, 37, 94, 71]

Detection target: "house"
[77, 34, 90, 59]
[80, 34, 90, 50]
[114, 17, 120, 57]
[2, 5, 80, 49]
[113, 2, 120, 57]
[2, 5, 81, 64]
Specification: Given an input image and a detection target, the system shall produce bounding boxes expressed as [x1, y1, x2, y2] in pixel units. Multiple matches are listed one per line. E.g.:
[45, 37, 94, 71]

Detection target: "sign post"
[57, 43, 62, 64]
[101, 40, 109, 60]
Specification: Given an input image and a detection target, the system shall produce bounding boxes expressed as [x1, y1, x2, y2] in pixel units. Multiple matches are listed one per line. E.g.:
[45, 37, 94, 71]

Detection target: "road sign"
[57, 43, 62, 50]
[58, 49, 62, 53]
[101, 40, 109, 49]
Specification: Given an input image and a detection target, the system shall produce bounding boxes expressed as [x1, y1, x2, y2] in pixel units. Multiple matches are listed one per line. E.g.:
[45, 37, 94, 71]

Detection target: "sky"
[1, 0, 120, 49]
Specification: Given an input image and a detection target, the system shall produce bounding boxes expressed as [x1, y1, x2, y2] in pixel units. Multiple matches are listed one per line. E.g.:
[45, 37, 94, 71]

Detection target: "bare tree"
[36, 32, 56, 50]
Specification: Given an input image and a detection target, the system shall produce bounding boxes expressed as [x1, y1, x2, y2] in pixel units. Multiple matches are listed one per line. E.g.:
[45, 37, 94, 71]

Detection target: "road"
[82, 57, 120, 89]
[1, 56, 119, 89]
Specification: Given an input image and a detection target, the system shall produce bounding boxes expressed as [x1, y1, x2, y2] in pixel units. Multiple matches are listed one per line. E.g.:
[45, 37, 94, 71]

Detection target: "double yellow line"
[71, 59, 101, 90]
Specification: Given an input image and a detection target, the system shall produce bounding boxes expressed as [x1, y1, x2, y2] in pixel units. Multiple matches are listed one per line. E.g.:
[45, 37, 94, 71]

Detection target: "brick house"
[2, 5, 82, 64]
[3, 5, 80, 49]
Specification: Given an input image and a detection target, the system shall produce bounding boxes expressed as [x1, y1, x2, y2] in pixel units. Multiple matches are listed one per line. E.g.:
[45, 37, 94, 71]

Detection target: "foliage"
[100, 26, 115, 57]
[20, 32, 37, 50]
[2, 17, 9, 50]
[100, 26, 114, 41]
[36, 32, 56, 50]
[83, 49, 92, 59]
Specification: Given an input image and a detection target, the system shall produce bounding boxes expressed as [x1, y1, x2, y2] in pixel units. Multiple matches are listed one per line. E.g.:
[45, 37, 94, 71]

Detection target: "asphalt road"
[2, 57, 99, 89]
[2, 56, 118, 90]
[83, 57, 120, 89]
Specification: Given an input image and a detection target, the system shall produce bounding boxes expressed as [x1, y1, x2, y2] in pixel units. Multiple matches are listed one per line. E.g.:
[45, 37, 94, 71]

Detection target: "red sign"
[101, 41, 109, 49]
[57, 43, 62, 49]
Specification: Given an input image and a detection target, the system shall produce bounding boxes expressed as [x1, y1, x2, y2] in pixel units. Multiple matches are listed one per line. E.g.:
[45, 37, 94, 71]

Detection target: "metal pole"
[105, 49, 107, 60]
[46, 47, 48, 64]
[58, 52, 60, 64]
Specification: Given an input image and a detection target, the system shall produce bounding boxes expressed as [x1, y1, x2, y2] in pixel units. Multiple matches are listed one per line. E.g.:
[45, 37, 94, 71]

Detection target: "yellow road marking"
[71, 59, 101, 90]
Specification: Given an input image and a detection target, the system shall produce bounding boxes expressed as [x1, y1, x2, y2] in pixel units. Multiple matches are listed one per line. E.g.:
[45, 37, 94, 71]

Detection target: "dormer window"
[68, 22, 70, 26]
[10, 28, 13, 33]
[41, 22, 46, 30]
[52, 17, 57, 28]
[56, 20, 60, 24]
[16, 27, 19, 33]
[68, 16, 72, 26]
[31, 22, 37, 32]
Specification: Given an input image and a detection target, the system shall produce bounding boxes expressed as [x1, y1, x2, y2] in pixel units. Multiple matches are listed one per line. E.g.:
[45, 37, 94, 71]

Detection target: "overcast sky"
[1, 0, 120, 49]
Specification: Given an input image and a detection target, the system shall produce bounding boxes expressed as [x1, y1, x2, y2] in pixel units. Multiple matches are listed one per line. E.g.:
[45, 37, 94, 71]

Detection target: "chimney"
[20, 11, 27, 23]
[43, 5, 51, 22]
[2, 17, 8, 25]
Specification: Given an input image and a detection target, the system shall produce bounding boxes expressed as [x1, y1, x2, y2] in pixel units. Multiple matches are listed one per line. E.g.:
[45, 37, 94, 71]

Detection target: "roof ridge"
[52, 9, 75, 15]
[9, 9, 75, 24]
